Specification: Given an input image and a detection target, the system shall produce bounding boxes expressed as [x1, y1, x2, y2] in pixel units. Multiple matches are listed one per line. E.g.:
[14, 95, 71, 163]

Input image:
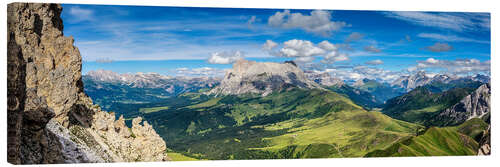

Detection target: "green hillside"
[138, 88, 422, 159]
[364, 118, 487, 157]
[382, 87, 474, 125]
[364, 127, 478, 157]
[449, 118, 489, 142]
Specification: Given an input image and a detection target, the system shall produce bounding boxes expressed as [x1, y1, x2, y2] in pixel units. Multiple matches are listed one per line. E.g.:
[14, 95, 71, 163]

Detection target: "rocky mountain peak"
[7, 3, 168, 164]
[434, 83, 490, 126]
[209, 59, 322, 96]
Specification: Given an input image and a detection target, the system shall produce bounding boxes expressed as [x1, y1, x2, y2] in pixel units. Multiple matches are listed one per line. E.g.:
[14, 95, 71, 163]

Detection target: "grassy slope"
[449, 118, 489, 142]
[364, 118, 487, 157]
[382, 87, 473, 126]
[139, 88, 422, 159]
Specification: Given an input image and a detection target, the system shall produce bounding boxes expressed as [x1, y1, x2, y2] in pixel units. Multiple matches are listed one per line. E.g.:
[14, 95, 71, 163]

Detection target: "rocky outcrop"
[478, 126, 491, 155]
[209, 59, 322, 96]
[434, 83, 490, 126]
[7, 3, 168, 164]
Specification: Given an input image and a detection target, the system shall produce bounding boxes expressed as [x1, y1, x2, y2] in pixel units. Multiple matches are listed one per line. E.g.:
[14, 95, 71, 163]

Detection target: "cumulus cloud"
[279, 39, 326, 57]
[262, 40, 278, 51]
[268, 10, 347, 36]
[318, 40, 337, 51]
[176, 67, 227, 77]
[424, 42, 453, 52]
[413, 58, 490, 74]
[383, 11, 490, 32]
[207, 51, 244, 64]
[364, 45, 381, 53]
[263, 39, 349, 64]
[322, 52, 349, 64]
[365, 59, 384, 65]
[345, 32, 364, 42]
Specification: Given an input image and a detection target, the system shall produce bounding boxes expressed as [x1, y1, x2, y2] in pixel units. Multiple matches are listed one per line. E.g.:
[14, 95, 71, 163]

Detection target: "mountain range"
[82, 60, 491, 160]
[8, 2, 491, 164]
[83, 70, 220, 111]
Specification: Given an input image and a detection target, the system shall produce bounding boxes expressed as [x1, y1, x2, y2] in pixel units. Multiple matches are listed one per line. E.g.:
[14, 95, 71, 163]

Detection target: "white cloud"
[417, 33, 490, 44]
[318, 66, 402, 83]
[322, 52, 349, 64]
[318, 40, 337, 51]
[425, 58, 439, 64]
[279, 39, 325, 57]
[69, 6, 94, 22]
[424, 42, 453, 52]
[262, 40, 278, 51]
[413, 58, 490, 74]
[207, 51, 244, 64]
[268, 10, 347, 36]
[263, 39, 349, 64]
[365, 59, 384, 65]
[294, 56, 316, 63]
[383, 11, 490, 32]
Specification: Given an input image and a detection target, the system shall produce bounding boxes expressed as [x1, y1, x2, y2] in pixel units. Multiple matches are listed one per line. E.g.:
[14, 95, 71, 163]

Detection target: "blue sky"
[61, 4, 491, 82]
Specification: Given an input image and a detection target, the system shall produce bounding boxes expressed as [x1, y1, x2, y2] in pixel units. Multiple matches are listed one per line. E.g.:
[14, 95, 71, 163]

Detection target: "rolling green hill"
[364, 118, 487, 157]
[135, 88, 423, 159]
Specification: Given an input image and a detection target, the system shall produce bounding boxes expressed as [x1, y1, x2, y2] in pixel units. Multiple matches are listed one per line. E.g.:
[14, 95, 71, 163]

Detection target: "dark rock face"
[7, 3, 168, 164]
[478, 126, 491, 155]
[434, 83, 490, 126]
[8, 3, 69, 164]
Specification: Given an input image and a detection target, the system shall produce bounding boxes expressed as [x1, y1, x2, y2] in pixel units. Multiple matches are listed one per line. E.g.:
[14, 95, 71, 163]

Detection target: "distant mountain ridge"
[391, 71, 489, 92]
[83, 70, 220, 107]
[86, 69, 220, 90]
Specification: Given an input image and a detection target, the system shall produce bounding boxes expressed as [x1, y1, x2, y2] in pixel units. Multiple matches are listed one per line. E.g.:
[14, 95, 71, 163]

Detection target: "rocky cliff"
[209, 59, 322, 96]
[433, 83, 490, 126]
[7, 3, 168, 164]
[477, 125, 491, 155]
